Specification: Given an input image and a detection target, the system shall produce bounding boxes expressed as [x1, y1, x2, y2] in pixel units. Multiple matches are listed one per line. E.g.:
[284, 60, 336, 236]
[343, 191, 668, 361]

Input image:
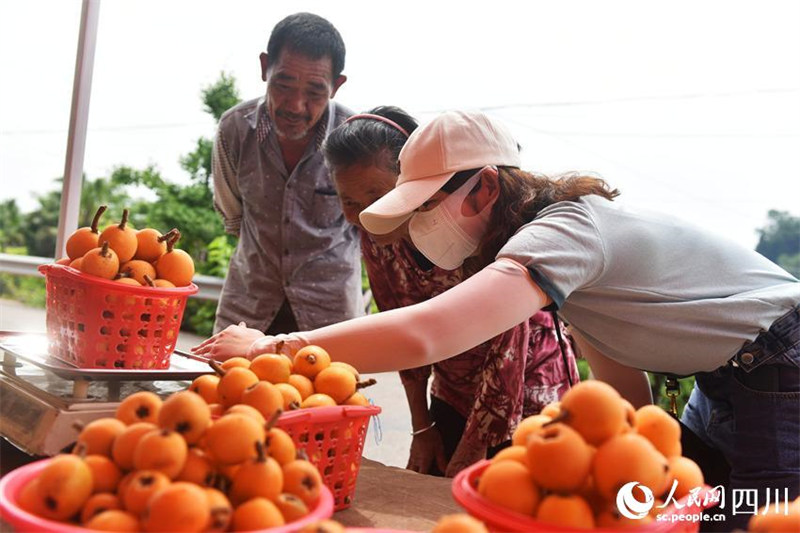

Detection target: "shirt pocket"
[312, 188, 344, 228]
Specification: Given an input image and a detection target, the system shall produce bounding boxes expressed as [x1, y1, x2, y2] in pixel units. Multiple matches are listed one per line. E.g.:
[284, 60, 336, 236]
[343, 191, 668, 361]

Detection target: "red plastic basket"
[276, 404, 381, 511]
[38, 264, 197, 369]
[0, 458, 334, 532]
[453, 460, 720, 533]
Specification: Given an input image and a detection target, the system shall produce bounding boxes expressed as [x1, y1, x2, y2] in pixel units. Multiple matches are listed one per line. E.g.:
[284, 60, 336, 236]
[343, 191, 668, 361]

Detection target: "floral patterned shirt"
[360, 232, 579, 446]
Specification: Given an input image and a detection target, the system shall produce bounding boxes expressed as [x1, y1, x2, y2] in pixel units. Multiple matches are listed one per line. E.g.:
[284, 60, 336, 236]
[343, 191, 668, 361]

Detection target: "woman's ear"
[467, 166, 500, 214]
[480, 166, 500, 199]
[260, 52, 269, 82]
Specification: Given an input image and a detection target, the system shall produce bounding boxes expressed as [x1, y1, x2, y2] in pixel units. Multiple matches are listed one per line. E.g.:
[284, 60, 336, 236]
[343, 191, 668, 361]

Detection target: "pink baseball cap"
[359, 110, 521, 235]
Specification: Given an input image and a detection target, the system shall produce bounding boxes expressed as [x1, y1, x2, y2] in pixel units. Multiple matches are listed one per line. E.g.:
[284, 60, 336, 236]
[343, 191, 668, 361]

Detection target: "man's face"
[262, 48, 345, 142]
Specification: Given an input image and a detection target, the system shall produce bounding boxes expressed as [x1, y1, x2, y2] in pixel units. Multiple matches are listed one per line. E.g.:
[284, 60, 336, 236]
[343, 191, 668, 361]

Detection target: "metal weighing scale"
[0, 330, 213, 457]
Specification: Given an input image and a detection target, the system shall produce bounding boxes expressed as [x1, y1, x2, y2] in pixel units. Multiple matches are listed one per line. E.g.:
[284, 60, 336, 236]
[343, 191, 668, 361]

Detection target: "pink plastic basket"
[276, 405, 381, 511]
[452, 460, 720, 533]
[0, 458, 334, 532]
[38, 264, 197, 369]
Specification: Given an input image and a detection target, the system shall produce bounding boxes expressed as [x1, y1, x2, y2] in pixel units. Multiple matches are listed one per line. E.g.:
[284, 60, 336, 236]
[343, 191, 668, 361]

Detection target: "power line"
[4, 87, 796, 136]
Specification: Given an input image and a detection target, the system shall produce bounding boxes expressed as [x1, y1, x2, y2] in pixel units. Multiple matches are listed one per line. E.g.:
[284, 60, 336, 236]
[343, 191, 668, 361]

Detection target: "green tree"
[78, 174, 131, 229]
[203, 71, 241, 121]
[109, 165, 222, 265]
[23, 188, 62, 257]
[180, 138, 213, 190]
[778, 253, 800, 278]
[108, 72, 241, 335]
[109, 71, 241, 267]
[179, 72, 241, 335]
[756, 210, 800, 278]
[180, 72, 241, 190]
[756, 210, 800, 260]
[0, 199, 25, 251]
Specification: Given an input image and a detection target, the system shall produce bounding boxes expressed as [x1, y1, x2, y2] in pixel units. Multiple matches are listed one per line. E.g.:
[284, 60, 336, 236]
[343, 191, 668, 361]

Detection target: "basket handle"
[278, 405, 381, 425]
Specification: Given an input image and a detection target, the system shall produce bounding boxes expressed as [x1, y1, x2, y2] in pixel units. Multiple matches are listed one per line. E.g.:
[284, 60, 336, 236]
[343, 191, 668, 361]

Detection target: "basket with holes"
[0, 457, 335, 533]
[38, 264, 197, 369]
[276, 404, 381, 511]
[452, 460, 720, 533]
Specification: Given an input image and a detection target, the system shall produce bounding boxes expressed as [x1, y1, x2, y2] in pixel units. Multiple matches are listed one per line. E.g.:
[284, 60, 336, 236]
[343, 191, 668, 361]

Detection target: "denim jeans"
[682, 305, 800, 531]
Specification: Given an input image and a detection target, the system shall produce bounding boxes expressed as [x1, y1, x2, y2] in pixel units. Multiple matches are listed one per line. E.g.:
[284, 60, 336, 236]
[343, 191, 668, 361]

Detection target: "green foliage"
[23, 189, 62, 258]
[108, 165, 223, 269]
[777, 252, 800, 278]
[649, 373, 695, 417]
[178, 73, 240, 190]
[184, 299, 218, 337]
[0, 199, 25, 251]
[180, 138, 213, 189]
[576, 358, 590, 382]
[756, 210, 800, 261]
[361, 260, 380, 314]
[103, 71, 242, 281]
[78, 173, 132, 229]
[206, 235, 236, 278]
[106, 72, 240, 336]
[0, 249, 47, 307]
[0, 273, 47, 308]
[203, 72, 241, 121]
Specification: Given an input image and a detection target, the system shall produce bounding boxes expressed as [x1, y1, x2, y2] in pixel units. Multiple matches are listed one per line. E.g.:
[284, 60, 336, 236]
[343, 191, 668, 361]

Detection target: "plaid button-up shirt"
[212, 97, 363, 333]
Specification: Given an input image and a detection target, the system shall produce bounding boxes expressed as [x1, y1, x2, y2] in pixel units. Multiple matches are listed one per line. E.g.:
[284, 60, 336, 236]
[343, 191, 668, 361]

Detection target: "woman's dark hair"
[452, 167, 620, 273]
[323, 106, 418, 173]
[268, 12, 346, 78]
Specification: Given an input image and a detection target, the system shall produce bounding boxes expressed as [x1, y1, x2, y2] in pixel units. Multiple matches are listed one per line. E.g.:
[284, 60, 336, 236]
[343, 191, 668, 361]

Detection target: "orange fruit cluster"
[478, 380, 706, 530]
[59, 205, 195, 287]
[191, 345, 376, 420]
[16, 388, 325, 532]
[749, 497, 800, 532]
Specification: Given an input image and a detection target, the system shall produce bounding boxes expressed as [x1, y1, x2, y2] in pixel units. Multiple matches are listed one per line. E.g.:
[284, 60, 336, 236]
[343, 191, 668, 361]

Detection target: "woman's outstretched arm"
[249, 259, 550, 373]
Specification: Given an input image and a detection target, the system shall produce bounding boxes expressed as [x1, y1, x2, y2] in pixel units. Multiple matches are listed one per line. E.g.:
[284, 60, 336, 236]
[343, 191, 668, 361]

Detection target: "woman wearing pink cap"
[196, 110, 799, 530]
[320, 106, 577, 477]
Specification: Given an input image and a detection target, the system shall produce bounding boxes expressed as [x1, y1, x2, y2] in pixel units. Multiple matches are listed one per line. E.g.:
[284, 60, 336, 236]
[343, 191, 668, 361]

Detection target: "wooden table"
[336, 458, 463, 531]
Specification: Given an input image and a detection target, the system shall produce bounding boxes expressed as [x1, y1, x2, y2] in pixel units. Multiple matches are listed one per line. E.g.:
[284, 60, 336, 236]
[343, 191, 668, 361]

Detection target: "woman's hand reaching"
[246, 333, 306, 359]
[190, 322, 265, 361]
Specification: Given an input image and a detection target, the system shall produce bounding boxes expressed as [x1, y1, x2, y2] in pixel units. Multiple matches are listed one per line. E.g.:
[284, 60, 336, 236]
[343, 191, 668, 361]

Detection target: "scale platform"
[0, 330, 214, 457]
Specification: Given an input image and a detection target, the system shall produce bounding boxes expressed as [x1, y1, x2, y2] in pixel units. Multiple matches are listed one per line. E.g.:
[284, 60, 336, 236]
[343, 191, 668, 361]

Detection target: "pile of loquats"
[15, 387, 328, 532]
[189, 344, 378, 510]
[192, 345, 377, 416]
[58, 205, 195, 288]
[473, 380, 706, 530]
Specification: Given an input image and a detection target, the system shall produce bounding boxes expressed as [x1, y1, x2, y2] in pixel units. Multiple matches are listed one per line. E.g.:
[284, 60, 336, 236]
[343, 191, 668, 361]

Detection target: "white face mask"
[408, 168, 497, 270]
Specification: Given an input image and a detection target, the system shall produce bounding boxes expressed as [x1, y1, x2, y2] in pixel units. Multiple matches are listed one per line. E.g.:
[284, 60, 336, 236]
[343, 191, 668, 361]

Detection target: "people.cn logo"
[616, 482, 656, 519]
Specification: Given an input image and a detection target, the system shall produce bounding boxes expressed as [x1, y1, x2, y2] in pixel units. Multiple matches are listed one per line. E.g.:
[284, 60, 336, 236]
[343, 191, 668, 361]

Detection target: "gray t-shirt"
[497, 196, 800, 375]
